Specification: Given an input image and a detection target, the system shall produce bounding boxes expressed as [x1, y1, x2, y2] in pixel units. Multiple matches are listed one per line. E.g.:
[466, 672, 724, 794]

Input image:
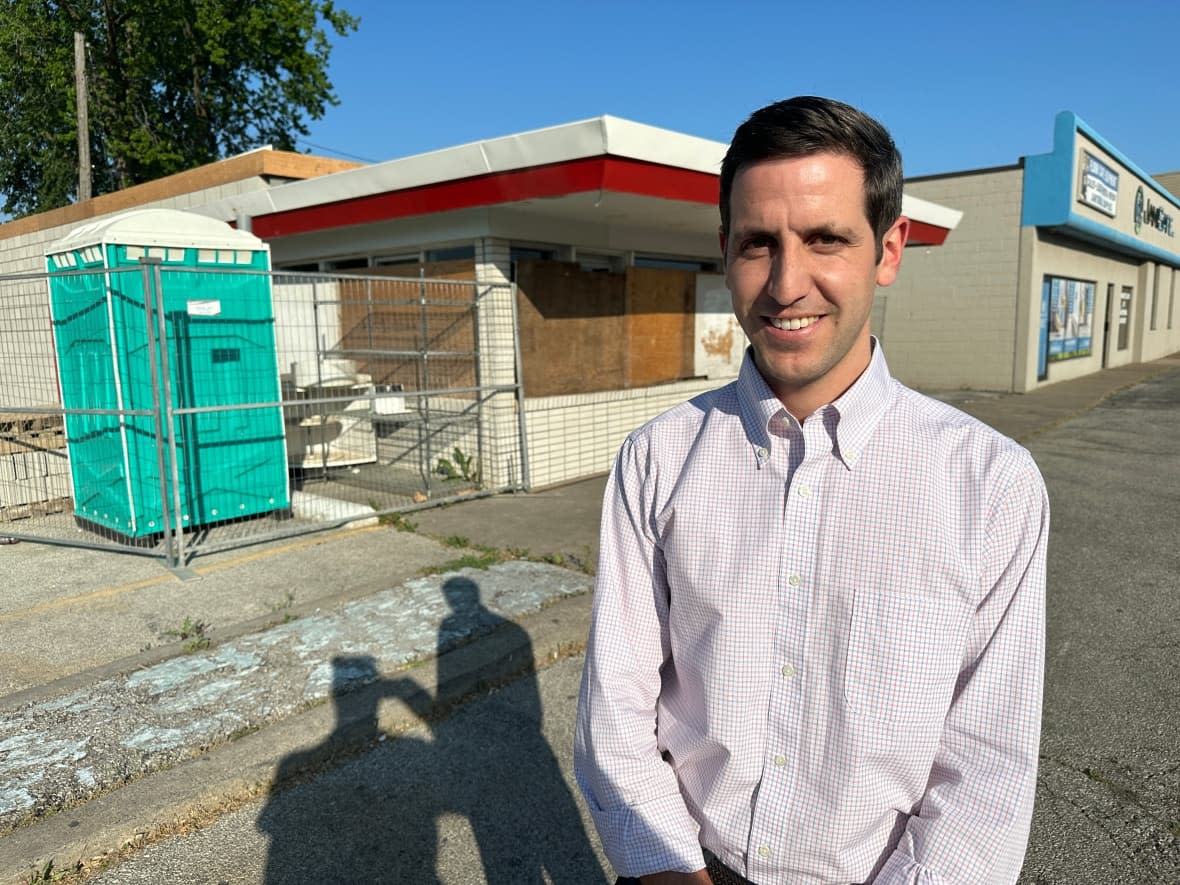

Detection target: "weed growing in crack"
[161, 616, 212, 653]
[380, 511, 417, 532]
[25, 858, 82, 883]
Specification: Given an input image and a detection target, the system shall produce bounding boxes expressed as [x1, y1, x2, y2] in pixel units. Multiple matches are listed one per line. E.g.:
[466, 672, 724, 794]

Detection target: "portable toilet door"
[46, 209, 290, 539]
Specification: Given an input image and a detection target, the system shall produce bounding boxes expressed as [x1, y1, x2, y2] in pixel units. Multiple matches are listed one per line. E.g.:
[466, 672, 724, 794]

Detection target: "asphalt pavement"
[1, 352, 1179, 884]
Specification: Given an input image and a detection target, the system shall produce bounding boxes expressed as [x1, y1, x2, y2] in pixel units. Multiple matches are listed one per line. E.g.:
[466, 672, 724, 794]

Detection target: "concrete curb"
[0, 591, 591, 884]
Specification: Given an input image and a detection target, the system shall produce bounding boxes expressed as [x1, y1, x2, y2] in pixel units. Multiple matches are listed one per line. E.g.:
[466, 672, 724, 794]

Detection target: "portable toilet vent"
[45, 209, 290, 539]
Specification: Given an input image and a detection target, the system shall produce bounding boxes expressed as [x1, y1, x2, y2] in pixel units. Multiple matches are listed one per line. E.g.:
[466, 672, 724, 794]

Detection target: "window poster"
[1045, 276, 1095, 361]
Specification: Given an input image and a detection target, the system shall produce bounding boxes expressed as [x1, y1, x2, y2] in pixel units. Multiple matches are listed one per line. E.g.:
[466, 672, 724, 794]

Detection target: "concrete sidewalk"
[1, 352, 1178, 883]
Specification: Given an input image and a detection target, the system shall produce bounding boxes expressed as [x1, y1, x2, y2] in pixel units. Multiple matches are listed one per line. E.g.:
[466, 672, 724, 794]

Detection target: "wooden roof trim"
[0, 150, 361, 241]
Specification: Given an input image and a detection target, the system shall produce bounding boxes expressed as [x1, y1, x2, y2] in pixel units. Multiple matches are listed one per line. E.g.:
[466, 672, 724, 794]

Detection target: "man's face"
[720, 152, 906, 419]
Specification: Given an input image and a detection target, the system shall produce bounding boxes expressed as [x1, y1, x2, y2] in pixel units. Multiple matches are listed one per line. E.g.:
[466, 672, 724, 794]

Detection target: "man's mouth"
[768, 316, 820, 331]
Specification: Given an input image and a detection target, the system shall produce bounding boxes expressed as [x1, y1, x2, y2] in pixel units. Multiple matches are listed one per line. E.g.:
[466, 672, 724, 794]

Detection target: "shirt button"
[756, 446, 768, 458]
[774, 754, 786, 767]
[788, 574, 801, 587]
[797, 484, 811, 498]
[781, 663, 795, 678]
[758, 846, 770, 858]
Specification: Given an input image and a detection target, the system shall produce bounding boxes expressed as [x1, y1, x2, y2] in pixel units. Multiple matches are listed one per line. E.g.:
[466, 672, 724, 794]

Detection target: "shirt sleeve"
[873, 449, 1049, 885]
[574, 434, 706, 877]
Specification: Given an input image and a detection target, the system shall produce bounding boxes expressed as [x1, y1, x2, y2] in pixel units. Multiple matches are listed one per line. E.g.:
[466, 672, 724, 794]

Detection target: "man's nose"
[767, 242, 810, 305]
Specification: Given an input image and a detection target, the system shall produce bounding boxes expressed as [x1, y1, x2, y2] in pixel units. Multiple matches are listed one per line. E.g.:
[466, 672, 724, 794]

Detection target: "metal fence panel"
[0, 269, 92, 550]
[0, 267, 525, 565]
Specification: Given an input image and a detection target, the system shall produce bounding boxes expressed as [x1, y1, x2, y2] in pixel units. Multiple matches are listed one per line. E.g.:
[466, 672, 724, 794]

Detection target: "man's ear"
[718, 226, 728, 271]
[875, 217, 909, 287]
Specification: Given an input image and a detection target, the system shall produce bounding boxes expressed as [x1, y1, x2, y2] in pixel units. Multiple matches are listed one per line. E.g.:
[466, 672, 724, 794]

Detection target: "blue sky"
[303, 0, 1180, 179]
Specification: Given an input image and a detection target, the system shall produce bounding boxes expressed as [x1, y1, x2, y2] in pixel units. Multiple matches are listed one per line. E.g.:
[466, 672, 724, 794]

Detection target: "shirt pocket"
[844, 587, 968, 724]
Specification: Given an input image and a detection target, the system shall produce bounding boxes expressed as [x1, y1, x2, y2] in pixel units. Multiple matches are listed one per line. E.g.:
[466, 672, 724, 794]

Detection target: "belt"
[613, 854, 755, 885]
[704, 852, 755, 885]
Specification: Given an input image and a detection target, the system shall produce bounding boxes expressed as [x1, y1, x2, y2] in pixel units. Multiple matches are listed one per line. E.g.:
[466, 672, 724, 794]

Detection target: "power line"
[296, 139, 379, 163]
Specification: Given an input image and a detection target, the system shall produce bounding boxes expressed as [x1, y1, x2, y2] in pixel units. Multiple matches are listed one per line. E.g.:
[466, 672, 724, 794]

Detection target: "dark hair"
[719, 96, 903, 257]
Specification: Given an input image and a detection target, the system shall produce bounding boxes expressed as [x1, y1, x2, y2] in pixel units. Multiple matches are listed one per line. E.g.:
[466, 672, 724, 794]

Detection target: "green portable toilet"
[45, 208, 290, 539]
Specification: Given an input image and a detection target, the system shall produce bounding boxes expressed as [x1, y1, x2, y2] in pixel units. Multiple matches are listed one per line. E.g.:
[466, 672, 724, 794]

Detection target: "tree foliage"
[0, 0, 357, 217]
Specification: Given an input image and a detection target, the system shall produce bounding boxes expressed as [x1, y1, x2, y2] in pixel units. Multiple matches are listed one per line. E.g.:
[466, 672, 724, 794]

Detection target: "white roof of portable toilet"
[49, 208, 266, 253]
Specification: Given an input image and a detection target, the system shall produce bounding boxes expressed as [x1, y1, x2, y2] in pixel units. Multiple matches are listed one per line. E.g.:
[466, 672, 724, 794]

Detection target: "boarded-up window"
[516, 260, 626, 397]
[335, 259, 477, 393]
[625, 267, 695, 387]
[516, 260, 698, 396]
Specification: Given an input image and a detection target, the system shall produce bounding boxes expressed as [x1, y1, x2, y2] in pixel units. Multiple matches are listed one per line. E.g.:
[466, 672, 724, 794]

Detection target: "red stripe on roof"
[251, 157, 720, 239]
[905, 219, 950, 246]
[601, 158, 720, 204]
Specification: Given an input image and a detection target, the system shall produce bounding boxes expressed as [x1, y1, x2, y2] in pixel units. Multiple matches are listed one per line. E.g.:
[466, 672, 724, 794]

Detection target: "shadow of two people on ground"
[257, 575, 607, 884]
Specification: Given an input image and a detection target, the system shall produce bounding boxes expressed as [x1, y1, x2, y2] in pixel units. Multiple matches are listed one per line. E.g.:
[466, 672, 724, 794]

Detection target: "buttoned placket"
[746, 407, 832, 881]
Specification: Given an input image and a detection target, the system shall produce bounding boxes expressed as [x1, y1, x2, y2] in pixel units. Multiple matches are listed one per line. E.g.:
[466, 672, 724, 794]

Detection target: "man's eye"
[741, 236, 773, 253]
[813, 234, 846, 248]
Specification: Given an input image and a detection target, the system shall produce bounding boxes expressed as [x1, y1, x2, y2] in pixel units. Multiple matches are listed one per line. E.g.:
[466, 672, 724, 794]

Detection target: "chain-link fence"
[0, 264, 526, 566]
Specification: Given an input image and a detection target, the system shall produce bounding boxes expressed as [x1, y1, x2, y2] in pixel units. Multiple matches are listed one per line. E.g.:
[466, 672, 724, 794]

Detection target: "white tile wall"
[523, 377, 725, 489]
[474, 238, 523, 488]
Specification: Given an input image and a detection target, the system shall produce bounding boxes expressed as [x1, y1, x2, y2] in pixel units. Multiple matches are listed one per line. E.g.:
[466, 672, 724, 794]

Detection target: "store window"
[578, 253, 621, 273]
[634, 255, 720, 272]
[324, 257, 369, 271]
[510, 247, 554, 263]
[374, 253, 419, 269]
[1044, 275, 1095, 362]
[509, 246, 556, 282]
[426, 245, 475, 262]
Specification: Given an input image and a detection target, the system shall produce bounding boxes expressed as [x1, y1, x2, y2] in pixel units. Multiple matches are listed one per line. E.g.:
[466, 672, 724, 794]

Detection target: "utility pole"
[74, 31, 91, 202]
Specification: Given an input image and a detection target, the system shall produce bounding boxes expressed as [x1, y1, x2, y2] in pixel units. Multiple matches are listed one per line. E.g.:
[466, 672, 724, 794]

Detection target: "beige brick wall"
[0, 277, 59, 411]
[879, 167, 1024, 391]
[1140, 263, 1180, 362]
[1152, 170, 1180, 200]
[0, 177, 270, 277]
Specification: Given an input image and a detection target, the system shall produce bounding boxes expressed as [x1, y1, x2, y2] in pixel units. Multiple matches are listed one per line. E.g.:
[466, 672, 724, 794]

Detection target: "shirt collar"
[736, 351, 780, 467]
[828, 338, 893, 469]
[736, 338, 894, 470]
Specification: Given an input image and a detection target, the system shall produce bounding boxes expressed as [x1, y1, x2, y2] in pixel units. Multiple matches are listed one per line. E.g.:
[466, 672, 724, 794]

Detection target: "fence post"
[311, 277, 329, 473]
[472, 281, 485, 487]
[139, 258, 177, 568]
[508, 281, 530, 491]
[149, 260, 186, 567]
[419, 268, 432, 488]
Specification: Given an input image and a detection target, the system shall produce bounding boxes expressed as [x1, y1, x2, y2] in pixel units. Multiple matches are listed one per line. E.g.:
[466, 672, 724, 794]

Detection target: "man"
[574, 96, 1048, 885]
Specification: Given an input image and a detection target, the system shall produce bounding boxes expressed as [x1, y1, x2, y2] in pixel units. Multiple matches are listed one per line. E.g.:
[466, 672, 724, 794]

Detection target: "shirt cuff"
[591, 790, 704, 878]
[872, 848, 949, 885]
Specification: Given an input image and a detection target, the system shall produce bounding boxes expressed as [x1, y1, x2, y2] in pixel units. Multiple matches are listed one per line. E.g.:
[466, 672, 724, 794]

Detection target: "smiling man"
[575, 97, 1049, 885]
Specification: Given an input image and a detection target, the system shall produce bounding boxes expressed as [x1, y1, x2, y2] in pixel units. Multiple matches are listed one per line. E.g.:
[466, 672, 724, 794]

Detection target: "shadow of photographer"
[257, 575, 606, 884]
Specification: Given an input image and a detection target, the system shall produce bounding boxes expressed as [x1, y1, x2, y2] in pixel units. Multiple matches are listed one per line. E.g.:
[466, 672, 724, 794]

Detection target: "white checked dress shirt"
[575, 343, 1048, 884]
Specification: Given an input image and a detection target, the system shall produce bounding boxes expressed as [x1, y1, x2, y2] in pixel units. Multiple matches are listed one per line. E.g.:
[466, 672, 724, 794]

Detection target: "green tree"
[0, 0, 357, 217]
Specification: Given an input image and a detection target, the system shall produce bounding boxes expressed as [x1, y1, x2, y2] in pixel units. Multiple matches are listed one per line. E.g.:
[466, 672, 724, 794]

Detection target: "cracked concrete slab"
[0, 561, 591, 835]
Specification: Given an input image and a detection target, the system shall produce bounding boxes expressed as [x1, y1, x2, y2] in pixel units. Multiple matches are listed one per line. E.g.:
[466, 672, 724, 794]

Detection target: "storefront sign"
[1134, 186, 1175, 237]
[1079, 152, 1118, 216]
